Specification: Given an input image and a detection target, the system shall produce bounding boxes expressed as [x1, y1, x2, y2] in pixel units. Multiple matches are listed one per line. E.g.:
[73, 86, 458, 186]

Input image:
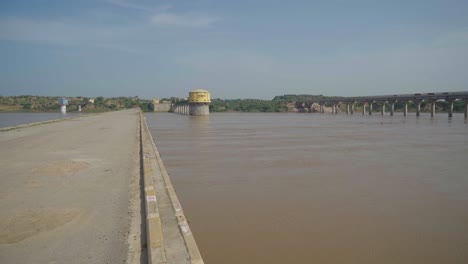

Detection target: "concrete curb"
[140, 112, 167, 263]
[142, 112, 204, 264]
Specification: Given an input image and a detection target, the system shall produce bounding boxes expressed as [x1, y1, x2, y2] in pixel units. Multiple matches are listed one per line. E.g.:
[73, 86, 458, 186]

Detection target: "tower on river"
[188, 89, 211, 116]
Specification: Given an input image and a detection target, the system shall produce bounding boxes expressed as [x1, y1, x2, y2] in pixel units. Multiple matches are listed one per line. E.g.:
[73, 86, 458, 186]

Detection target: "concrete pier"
[351, 103, 355, 114]
[0, 109, 203, 264]
[416, 101, 421, 117]
[173, 104, 192, 115]
[448, 100, 454, 118]
[331, 104, 336, 114]
[404, 103, 408, 116]
[362, 103, 366, 115]
[60, 105, 66, 114]
[369, 103, 373, 115]
[190, 104, 210, 116]
[346, 103, 350, 115]
[390, 103, 395, 116]
[381, 103, 386, 116]
[431, 101, 436, 117]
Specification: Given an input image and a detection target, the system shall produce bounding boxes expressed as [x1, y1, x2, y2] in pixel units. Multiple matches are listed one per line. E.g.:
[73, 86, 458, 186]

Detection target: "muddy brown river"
[147, 112, 468, 264]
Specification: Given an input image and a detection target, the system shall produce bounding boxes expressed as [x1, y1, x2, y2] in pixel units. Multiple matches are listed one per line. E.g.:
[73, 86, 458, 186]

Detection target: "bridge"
[296, 91, 468, 118]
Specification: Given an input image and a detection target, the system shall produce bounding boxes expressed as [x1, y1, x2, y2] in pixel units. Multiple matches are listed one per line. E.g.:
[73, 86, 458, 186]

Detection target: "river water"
[0, 112, 83, 128]
[146, 112, 468, 264]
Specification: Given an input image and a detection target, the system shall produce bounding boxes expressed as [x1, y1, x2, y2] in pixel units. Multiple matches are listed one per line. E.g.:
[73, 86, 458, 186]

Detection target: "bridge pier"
[431, 101, 436, 117]
[362, 103, 366, 115]
[308, 103, 314, 113]
[346, 103, 350, 115]
[416, 101, 421, 117]
[390, 102, 395, 116]
[448, 100, 454, 118]
[351, 103, 355, 115]
[369, 103, 373, 115]
[334, 104, 339, 114]
[381, 102, 386, 116]
[78, 105, 82, 112]
[404, 103, 408, 116]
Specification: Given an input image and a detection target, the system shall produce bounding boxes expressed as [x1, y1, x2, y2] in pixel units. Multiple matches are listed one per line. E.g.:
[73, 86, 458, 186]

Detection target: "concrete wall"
[151, 103, 172, 112]
[190, 104, 209, 116]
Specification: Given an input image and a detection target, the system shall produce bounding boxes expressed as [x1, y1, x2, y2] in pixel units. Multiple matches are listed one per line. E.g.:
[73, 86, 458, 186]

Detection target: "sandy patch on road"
[32, 160, 90, 176]
[0, 208, 82, 244]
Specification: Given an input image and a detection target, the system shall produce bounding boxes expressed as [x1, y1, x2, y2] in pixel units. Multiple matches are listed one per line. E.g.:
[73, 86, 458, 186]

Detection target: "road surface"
[0, 109, 142, 263]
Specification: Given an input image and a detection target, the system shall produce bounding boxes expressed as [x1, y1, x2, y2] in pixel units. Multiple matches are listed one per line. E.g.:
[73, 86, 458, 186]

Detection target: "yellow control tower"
[188, 89, 211, 116]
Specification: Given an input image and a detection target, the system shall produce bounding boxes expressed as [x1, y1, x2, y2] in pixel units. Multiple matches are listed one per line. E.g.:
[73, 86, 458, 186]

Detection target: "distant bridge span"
[296, 91, 468, 118]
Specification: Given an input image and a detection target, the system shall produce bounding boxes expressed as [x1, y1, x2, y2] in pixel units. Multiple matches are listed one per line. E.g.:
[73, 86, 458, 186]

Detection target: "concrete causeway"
[0, 109, 203, 264]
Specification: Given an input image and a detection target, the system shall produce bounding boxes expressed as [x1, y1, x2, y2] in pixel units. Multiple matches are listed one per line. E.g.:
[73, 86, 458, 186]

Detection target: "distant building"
[89, 99, 95, 103]
[150, 97, 171, 112]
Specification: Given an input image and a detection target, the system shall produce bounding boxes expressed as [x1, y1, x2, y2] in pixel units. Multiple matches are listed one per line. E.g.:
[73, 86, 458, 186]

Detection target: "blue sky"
[1, 0, 467, 99]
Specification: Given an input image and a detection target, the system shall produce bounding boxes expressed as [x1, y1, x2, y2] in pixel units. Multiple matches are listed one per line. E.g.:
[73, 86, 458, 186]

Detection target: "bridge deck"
[297, 91, 468, 104]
